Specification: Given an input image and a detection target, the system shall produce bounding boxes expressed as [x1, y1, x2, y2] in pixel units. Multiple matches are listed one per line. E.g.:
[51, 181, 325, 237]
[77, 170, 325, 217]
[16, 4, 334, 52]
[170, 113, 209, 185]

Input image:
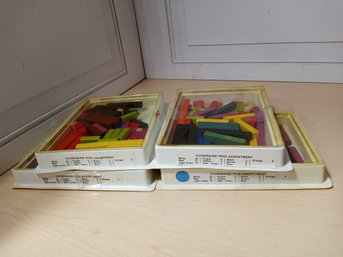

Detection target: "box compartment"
[35, 93, 163, 170]
[155, 87, 286, 169]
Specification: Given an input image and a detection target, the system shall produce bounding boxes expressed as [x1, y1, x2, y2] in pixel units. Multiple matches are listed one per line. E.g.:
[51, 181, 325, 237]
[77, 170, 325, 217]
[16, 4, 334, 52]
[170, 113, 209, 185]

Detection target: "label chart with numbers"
[173, 170, 291, 184]
[177, 152, 277, 168]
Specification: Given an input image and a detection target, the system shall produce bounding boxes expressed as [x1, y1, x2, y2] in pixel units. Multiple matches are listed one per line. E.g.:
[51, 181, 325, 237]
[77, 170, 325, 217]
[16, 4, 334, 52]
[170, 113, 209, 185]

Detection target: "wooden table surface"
[1, 79, 342, 257]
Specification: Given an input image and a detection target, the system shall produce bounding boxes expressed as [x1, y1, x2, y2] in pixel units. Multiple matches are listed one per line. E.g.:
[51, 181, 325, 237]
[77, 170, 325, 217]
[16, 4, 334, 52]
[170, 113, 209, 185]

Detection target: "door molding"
[135, 0, 343, 82]
[166, 0, 343, 63]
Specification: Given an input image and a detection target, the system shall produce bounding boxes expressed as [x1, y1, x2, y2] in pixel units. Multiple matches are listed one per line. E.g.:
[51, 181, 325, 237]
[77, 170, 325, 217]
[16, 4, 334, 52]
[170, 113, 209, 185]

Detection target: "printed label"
[44, 153, 136, 169]
[177, 152, 277, 168]
[38, 172, 122, 186]
[190, 171, 290, 184]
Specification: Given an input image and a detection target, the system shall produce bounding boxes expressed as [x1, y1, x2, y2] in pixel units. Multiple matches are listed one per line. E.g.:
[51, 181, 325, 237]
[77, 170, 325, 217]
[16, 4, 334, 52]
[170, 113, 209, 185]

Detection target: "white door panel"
[135, 0, 343, 82]
[0, 0, 144, 172]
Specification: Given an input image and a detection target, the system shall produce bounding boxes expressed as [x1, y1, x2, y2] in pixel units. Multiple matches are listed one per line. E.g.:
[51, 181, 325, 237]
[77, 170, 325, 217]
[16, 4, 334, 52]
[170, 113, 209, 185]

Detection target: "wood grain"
[1, 79, 342, 257]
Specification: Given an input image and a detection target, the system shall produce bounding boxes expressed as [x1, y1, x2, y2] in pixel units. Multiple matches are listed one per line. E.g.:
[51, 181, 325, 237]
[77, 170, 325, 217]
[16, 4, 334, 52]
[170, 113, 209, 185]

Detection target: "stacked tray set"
[12, 87, 332, 191]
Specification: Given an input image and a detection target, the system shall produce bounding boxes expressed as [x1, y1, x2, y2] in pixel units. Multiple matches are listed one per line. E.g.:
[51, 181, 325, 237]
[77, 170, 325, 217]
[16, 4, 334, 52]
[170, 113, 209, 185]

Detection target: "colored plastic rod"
[203, 131, 247, 145]
[75, 139, 144, 149]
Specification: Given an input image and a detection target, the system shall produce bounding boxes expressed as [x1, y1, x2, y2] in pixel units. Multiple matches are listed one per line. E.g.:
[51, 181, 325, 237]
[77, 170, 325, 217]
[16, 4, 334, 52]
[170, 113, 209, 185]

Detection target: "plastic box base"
[157, 167, 332, 190]
[157, 110, 333, 190]
[12, 168, 158, 191]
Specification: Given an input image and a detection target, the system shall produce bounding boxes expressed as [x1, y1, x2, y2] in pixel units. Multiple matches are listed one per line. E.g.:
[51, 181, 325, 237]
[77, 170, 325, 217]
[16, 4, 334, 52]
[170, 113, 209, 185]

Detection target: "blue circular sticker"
[176, 171, 190, 182]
